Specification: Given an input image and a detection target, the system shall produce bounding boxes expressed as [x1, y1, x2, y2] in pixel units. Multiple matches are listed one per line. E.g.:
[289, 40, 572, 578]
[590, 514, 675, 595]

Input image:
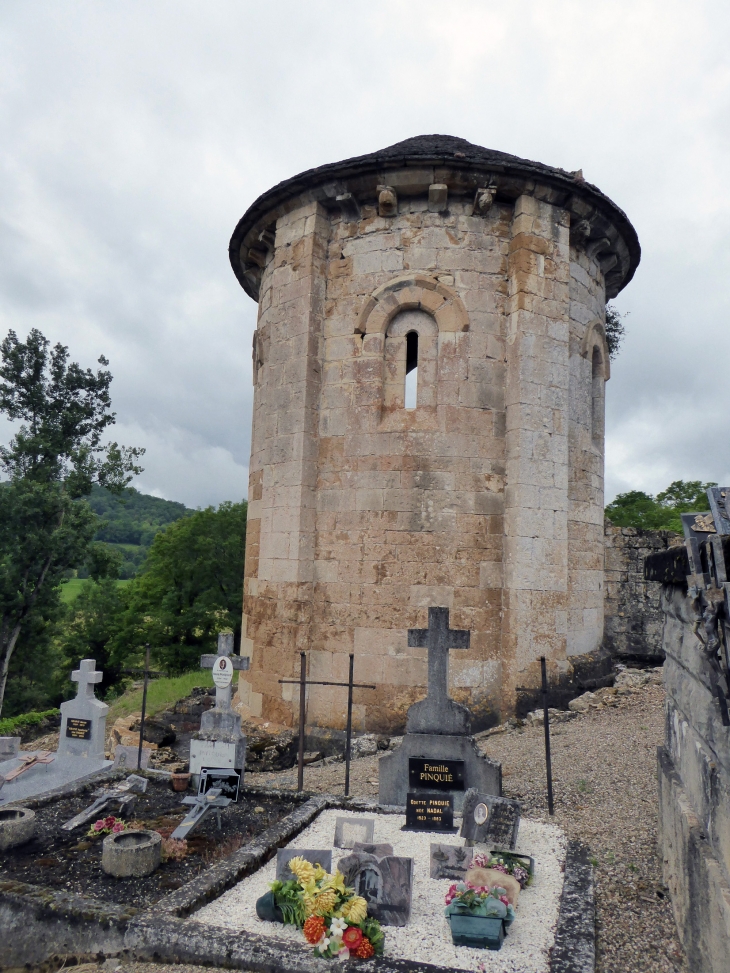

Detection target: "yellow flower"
[326, 870, 348, 895]
[288, 857, 315, 885]
[314, 865, 327, 882]
[313, 889, 337, 915]
[303, 892, 316, 917]
[341, 896, 367, 923]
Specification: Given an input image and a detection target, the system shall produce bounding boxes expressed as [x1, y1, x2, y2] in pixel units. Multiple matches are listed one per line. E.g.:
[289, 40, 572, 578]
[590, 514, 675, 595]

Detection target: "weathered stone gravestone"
[378, 608, 501, 812]
[58, 659, 108, 759]
[460, 787, 521, 850]
[334, 817, 374, 849]
[0, 659, 112, 805]
[430, 843, 471, 880]
[113, 745, 152, 770]
[338, 848, 414, 926]
[275, 848, 332, 882]
[189, 634, 250, 777]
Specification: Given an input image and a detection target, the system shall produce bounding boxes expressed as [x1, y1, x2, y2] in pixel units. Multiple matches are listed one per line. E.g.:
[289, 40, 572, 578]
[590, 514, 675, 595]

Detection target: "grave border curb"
[549, 840, 595, 973]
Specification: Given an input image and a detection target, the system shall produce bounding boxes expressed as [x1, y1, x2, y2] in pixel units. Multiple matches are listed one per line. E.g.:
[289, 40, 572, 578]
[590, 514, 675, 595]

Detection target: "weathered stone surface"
[0, 807, 35, 850]
[231, 135, 639, 735]
[102, 829, 161, 878]
[333, 816, 374, 848]
[549, 841, 595, 973]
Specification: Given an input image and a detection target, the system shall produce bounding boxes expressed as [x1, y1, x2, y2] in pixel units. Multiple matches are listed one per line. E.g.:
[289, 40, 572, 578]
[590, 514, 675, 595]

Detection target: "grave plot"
[0, 774, 300, 907]
[194, 807, 568, 973]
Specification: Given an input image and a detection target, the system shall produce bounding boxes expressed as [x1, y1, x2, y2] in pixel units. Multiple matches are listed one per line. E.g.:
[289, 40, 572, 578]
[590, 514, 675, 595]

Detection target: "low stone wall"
[649, 573, 730, 973]
[603, 521, 681, 664]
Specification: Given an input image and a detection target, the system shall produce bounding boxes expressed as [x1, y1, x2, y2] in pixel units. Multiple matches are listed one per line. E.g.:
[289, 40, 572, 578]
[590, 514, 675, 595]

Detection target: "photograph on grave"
[334, 816, 374, 849]
[379, 609, 501, 812]
[460, 788, 521, 850]
[337, 848, 414, 926]
[275, 848, 333, 881]
[189, 633, 250, 777]
[200, 767, 240, 802]
[404, 792, 457, 832]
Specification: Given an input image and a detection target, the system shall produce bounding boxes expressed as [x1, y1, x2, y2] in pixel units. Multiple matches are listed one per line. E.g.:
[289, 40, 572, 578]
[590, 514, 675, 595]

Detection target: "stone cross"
[200, 633, 250, 712]
[405, 607, 471, 735]
[72, 659, 103, 699]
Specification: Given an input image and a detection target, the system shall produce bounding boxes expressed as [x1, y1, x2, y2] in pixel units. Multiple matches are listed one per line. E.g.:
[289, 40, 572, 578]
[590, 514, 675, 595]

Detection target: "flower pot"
[255, 890, 284, 923]
[447, 914, 505, 950]
[170, 773, 191, 792]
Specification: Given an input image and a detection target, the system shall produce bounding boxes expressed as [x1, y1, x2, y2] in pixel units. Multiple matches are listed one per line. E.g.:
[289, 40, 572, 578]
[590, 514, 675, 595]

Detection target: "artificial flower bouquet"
[261, 856, 384, 959]
[444, 882, 516, 925]
[86, 815, 127, 838]
[470, 851, 533, 889]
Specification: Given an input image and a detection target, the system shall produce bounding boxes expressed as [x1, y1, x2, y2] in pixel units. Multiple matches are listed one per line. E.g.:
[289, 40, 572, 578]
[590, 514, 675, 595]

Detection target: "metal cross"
[71, 659, 103, 699]
[200, 633, 250, 712]
[408, 607, 470, 702]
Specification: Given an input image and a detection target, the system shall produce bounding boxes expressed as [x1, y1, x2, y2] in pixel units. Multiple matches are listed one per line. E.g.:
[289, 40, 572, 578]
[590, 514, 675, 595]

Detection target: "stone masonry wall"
[657, 584, 730, 973]
[604, 521, 682, 663]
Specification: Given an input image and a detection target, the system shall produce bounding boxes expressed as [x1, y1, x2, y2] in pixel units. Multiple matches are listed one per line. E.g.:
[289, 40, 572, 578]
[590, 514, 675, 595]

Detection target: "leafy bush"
[0, 707, 60, 736]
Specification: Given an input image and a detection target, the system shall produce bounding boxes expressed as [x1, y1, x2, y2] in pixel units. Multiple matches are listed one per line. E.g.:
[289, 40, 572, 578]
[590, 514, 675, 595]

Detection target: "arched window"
[591, 345, 605, 447]
[405, 331, 418, 409]
[383, 309, 438, 411]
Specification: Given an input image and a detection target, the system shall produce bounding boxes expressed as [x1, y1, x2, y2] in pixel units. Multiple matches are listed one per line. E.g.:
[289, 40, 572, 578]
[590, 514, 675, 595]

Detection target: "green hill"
[82, 485, 194, 579]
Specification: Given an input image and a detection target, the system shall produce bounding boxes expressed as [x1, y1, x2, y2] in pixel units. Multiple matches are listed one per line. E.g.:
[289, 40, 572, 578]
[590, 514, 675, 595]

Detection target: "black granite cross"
[408, 607, 470, 700]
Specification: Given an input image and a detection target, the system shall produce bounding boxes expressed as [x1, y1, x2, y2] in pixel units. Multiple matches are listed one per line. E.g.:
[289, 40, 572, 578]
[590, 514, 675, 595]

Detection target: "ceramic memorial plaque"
[338, 849, 414, 926]
[460, 788, 521, 849]
[334, 816, 374, 849]
[404, 792, 457, 832]
[200, 767, 240, 802]
[429, 843, 470, 880]
[275, 848, 332, 882]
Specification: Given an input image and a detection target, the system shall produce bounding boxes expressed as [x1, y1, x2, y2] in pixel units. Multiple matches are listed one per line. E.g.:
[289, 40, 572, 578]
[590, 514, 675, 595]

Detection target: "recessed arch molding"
[355, 273, 470, 336]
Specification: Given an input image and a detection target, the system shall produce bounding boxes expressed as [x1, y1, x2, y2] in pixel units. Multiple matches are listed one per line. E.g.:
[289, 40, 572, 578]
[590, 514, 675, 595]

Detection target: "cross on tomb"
[406, 607, 471, 735]
[72, 659, 103, 699]
[200, 633, 250, 712]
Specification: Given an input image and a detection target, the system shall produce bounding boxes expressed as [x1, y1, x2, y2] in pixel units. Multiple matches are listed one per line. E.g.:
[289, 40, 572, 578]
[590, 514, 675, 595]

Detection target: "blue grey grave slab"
[460, 787, 521, 849]
[337, 848, 413, 926]
[378, 608, 502, 812]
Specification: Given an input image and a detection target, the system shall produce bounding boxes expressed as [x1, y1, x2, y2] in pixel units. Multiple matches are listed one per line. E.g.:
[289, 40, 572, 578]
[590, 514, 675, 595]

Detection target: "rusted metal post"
[541, 656, 554, 815]
[137, 643, 151, 771]
[297, 651, 306, 792]
[344, 654, 355, 796]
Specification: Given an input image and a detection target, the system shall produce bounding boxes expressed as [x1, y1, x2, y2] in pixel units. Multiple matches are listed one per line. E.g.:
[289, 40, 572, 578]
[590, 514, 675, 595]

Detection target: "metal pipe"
[541, 656, 554, 815]
[344, 654, 354, 796]
[137, 643, 150, 771]
[297, 651, 306, 792]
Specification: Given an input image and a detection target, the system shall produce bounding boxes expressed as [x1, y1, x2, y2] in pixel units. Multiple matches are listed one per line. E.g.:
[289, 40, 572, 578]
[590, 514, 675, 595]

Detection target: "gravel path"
[38, 680, 688, 973]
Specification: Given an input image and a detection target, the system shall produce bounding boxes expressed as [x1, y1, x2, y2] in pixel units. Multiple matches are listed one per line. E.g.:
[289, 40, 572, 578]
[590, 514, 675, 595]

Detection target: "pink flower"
[93, 820, 105, 831]
[112, 822, 125, 833]
[499, 895, 509, 906]
[104, 816, 116, 828]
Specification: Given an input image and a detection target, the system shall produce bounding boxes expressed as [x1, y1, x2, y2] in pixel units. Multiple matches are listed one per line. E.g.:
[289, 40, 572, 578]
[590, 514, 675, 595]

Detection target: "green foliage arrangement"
[605, 480, 717, 533]
[604, 304, 627, 360]
[0, 328, 143, 715]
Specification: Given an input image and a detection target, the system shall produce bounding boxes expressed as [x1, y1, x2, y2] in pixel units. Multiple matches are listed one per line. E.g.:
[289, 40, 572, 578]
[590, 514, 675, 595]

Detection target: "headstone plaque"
[113, 745, 152, 770]
[200, 767, 240, 802]
[460, 788, 521, 850]
[276, 848, 333, 882]
[409, 757, 465, 792]
[338, 849, 414, 926]
[404, 792, 457, 832]
[334, 816, 375, 849]
[189, 739, 238, 775]
[66, 718, 92, 740]
[429, 843, 470, 880]
[190, 634, 250, 777]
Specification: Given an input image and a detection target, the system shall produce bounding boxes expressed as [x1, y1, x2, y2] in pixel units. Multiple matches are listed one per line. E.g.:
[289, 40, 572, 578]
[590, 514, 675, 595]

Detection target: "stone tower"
[230, 135, 639, 735]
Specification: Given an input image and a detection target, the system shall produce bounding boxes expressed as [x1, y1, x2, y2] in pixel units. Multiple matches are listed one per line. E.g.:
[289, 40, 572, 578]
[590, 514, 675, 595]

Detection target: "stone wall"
[603, 521, 681, 663]
[652, 577, 730, 972]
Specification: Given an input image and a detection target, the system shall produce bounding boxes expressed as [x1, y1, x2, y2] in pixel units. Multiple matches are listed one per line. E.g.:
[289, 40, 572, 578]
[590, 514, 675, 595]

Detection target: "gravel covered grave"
[196, 808, 567, 973]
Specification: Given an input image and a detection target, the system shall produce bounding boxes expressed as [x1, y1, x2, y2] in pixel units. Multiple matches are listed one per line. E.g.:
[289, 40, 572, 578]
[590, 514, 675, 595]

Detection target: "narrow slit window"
[591, 346, 604, 446]
[405, 330, 418, 409]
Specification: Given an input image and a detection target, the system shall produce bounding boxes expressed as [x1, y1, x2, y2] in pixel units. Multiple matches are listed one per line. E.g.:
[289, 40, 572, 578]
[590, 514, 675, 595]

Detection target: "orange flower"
[303, 915, 326, 944]
[355, 937, 375, 959]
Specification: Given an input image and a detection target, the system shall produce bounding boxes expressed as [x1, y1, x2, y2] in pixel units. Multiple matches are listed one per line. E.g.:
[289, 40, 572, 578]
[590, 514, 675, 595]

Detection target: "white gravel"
[195, 809, 567, 972]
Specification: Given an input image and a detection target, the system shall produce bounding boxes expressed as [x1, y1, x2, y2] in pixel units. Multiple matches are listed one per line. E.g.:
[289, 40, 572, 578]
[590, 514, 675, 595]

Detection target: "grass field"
[60, 578, 130, 604]
[106, 669, 215, 724]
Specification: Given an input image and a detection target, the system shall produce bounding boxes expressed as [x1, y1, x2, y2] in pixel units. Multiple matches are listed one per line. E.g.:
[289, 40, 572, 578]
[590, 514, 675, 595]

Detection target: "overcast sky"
[1, 1, 728, 507]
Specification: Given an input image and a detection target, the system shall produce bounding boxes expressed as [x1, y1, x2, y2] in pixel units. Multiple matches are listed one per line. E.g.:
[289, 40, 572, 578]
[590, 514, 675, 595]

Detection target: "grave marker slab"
[189, 634, 249, 777]
[58, 660, 108, 759]
[200, 767, 240, 802]
[429, 843, 471, 880]
[404, 792, 457, 832]
[459, 788, 521, 850]
[113, 745, 152, 770]
[337, 849, 414, 926]
[275, 848, 332, 882]
[334, 816, 374, 849]
[353, 842, 394, 857]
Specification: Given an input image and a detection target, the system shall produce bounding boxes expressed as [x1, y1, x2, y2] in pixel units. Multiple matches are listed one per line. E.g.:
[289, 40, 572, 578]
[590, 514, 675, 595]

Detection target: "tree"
[605, 304, 627, 360]
[0, 329, 143, 715]
[56, 578, 128, 698]
[109, 501, 247, 675]
[605, 479, 717, 533]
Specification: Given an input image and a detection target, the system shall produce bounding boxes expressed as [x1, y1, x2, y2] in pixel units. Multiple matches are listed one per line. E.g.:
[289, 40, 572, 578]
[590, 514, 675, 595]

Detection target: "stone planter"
[255, 890, 284, 923]
[102, 829, 161, 878]
[447, 913, 506, 950]
[170, 772, 191, 792]
[0, 806, 36, 851]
